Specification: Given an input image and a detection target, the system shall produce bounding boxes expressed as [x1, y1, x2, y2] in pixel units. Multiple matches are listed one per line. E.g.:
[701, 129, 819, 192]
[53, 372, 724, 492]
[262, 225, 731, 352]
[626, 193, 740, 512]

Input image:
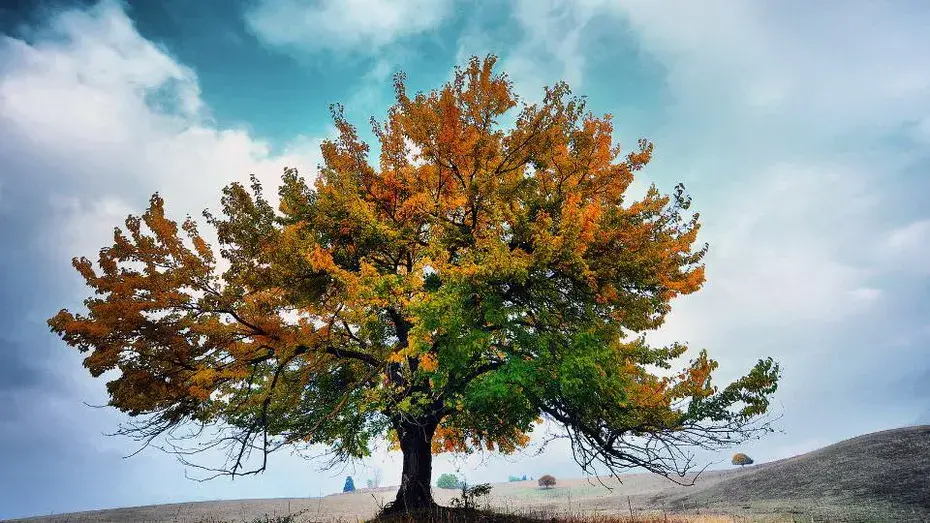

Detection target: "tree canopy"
[48, 55, 779, 511]
[538, 474, 557, 489]
[436, 473, 462, 490]
[732, 453, 755, 466]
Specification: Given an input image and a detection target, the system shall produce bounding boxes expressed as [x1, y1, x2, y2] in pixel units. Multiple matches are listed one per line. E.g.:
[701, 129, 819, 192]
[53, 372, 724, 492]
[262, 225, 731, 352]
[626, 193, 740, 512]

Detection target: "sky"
[0, 0, 928, 519]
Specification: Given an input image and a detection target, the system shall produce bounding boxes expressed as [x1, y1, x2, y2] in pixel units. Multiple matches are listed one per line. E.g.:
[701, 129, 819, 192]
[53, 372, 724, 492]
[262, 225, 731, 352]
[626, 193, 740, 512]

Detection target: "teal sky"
[103, 0, 666, 149]
[1, 0, 929, 520]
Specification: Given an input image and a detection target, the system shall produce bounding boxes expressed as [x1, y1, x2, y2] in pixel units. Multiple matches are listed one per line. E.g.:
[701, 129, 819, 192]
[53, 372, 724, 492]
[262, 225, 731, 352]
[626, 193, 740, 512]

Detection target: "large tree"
[49, 55, 779, 512]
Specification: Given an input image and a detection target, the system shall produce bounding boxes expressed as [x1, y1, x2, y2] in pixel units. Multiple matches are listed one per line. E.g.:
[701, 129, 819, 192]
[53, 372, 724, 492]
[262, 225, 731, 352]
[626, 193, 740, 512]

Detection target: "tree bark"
[387, 418, 439, 513]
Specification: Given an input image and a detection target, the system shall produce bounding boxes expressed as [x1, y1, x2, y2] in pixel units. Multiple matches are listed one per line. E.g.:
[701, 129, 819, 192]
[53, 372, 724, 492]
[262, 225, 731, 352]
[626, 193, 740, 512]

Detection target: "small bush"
[538, 474, 556, 489]
[450, 483, 493, 510]
[731, 452, 754, 467]
[437, 472, 463, 489]
[205, 508, 717, 523]
[367, 506, 707, 522]
[196, 510, 311, 523]
[248, 513, 308, 523]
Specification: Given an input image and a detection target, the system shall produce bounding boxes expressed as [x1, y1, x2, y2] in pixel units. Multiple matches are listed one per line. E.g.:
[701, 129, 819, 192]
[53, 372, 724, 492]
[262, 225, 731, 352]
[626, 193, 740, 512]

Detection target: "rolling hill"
[654, 425, 930, 521]
[5, 425, 929, 523]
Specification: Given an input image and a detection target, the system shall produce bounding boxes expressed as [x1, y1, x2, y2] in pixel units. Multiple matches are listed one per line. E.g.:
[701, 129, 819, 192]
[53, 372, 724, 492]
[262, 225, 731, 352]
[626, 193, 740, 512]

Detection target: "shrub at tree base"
[450, 483, 493, 510]
[538, 475, 556, 489]
[48, 54, 781, 515]
[368, 507, 710, 523]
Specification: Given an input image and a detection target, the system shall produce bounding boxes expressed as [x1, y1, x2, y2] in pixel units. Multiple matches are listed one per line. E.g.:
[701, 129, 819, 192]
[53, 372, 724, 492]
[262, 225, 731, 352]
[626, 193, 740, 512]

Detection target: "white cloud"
[610, 0, 930, 137]
[888, 219, 930, 251]
[514, 0, 930, 342]
[245, 0, 452, 53]
[482, 0, 607, 102]
[0, 0, 324, 261]
[847, 287, 882, 303]
[0, 0, 339, 505]
[640, 159, 887, 369]
[699, 162, 882, 323]
[913, 117, 930, 144]
[883, 219, 930, 274]
[0, 8, 200, 161]
[491, 0, 930, 149]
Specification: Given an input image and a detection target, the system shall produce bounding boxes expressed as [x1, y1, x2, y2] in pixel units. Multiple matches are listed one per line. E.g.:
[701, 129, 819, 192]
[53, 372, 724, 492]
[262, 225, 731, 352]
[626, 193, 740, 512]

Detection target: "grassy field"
[0, 474, 747, 523]
[6, 426, 929, 523]
[653, 425, 930, 522]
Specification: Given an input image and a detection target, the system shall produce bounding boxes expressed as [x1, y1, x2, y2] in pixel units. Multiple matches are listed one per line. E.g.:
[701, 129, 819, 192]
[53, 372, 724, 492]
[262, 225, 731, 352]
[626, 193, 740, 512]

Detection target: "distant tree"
[343, 476, 356, 492]
[47, 54, 780, 515]
[508, 475, 522, 482]
[522, 475, 527, 481]
[366, 468, 382, 489]
[538, 474, 556, 489]
[732, 453, 754, 467]
[437, 473, 462, 489]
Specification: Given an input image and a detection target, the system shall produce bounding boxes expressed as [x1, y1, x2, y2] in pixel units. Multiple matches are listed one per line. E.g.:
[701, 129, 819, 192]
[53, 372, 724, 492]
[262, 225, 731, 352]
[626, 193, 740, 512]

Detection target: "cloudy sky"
[1, 0, 928, 519]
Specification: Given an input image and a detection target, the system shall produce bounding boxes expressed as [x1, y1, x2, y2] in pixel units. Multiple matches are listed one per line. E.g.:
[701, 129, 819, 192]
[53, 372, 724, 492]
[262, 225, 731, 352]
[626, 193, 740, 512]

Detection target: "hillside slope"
[656, 425, 930, 521]
[6, 426, 929, 522]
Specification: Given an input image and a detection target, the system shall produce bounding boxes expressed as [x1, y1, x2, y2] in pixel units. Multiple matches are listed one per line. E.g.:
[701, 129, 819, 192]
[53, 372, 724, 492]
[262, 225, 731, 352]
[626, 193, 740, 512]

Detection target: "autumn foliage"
[732, 453, 754, 467]
[48, 55, 779, 511]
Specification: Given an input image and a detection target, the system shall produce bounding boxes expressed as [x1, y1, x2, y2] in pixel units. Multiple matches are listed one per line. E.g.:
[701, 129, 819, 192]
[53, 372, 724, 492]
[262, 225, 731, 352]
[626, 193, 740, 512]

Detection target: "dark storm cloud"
[0, 1, 330, 518]
[0, 336, 46, 392]
[0, 127, 119, 519]
[0, 180, 69, 396]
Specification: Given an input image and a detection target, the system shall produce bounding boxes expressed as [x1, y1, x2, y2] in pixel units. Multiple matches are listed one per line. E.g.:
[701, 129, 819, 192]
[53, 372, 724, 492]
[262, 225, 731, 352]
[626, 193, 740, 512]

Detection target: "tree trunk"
[387, 418, 438, 513]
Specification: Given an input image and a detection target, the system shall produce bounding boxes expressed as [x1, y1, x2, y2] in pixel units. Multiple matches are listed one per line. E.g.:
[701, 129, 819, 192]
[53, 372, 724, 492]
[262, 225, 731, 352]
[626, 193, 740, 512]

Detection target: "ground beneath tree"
[7, 426, 929, 523]
[2, 474, 738, 523]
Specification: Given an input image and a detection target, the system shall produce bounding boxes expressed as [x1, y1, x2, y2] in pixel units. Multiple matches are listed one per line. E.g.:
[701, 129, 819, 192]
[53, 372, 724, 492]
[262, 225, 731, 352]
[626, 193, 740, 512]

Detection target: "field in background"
[0, 473, 907, 523]
[2, 472, 748, 523]
[7, 426, 930, 523]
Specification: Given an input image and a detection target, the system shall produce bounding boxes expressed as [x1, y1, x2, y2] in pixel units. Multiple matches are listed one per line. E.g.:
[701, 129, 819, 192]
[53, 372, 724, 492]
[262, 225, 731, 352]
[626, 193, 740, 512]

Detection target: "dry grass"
[656, 425, 930, 522]
[366, 508, 735, 523]
[9, 426, 929, 523]
[189, 509, 770, 523]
